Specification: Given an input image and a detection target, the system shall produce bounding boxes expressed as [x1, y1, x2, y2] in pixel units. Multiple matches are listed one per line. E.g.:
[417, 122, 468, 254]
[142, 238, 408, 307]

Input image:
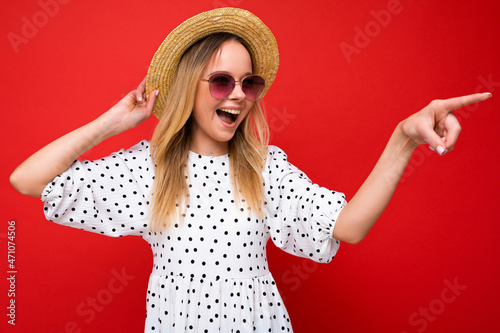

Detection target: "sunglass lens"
[242, 76, 265, 101]
[209, 74, 234, 99]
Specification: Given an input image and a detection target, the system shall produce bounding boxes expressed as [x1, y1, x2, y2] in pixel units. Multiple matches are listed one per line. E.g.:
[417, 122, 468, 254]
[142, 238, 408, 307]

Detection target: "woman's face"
[191, 40, 254, 155]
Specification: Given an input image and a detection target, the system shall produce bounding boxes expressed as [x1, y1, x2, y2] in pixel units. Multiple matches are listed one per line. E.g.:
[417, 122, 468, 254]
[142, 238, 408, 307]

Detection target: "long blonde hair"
[150, 33, 269, 232]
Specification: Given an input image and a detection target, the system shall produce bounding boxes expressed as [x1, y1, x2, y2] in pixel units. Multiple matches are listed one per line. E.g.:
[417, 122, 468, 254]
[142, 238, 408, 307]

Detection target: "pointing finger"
[435, 92, 492, 114]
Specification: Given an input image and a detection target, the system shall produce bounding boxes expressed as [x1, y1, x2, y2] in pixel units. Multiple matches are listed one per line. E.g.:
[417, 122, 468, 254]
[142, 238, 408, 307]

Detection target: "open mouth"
[216, 108, 240, 125]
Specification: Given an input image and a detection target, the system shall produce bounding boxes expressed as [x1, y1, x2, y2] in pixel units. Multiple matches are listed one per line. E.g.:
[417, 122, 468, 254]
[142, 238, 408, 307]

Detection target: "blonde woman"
[9, 8, 492, 333]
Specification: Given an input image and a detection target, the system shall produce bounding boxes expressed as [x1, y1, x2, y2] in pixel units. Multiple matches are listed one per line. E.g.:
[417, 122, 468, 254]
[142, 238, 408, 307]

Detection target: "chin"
[216, 132, 237, 143]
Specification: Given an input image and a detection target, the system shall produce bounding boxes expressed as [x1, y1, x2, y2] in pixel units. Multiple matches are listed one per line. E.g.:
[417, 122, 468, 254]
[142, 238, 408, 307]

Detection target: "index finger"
[135, 76, 147, 102]
[438, 92, 492, 112]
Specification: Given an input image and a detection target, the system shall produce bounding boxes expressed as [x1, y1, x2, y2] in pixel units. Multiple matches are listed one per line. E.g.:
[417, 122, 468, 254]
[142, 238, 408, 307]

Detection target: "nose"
[228, 81, 246, 100]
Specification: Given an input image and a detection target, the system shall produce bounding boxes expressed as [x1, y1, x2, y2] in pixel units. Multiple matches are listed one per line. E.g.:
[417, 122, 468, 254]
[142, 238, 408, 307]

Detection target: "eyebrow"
[208, 70, 254, 78]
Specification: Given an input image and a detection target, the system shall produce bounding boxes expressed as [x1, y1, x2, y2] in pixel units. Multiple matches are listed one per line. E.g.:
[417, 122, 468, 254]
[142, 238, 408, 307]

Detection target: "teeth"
[218, 108, 240, 115]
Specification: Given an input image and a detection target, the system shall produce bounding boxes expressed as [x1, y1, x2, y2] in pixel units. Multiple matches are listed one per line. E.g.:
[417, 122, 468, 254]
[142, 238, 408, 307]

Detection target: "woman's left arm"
[333, 92, 492, 244]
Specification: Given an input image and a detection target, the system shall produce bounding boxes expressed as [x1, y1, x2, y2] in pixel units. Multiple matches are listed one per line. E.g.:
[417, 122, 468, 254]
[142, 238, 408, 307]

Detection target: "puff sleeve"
[264, 146, 347, 263]
[41, 140, 154, 237]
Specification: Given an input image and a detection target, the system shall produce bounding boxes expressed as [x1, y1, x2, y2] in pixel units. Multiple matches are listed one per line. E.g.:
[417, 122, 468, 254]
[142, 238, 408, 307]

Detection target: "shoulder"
[266, 145, 288, 161]
[108, 140, 152, 160]
[264, 145, 292, 174]
[89, 140, 154, 175]
[120, 140, 151, 155]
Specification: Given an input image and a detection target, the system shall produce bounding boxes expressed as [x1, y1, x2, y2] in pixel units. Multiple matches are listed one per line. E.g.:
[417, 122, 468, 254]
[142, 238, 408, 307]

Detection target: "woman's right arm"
[9, 78, 158, 198]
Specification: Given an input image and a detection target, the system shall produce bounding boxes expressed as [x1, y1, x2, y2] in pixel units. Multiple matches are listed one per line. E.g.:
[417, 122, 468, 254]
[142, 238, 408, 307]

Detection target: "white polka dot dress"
[42, 140, 346, 332]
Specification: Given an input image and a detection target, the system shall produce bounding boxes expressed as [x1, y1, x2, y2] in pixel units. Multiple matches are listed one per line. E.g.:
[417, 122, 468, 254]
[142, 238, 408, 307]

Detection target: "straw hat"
[145, 7, 279, 118]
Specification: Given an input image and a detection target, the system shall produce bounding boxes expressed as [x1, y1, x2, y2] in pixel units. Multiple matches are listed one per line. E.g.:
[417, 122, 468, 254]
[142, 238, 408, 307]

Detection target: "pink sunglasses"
[199, 73, 266, 101]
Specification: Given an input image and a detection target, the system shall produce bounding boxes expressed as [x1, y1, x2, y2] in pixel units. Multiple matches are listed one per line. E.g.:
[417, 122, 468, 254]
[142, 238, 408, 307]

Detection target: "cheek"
[195, 81, 222, 104]
[243, 102, 254, 118]
[194, 87, 214, 115]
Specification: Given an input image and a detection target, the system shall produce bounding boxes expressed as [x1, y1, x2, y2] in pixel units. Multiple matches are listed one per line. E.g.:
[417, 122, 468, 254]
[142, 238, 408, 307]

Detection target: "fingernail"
[155, 90, 160, 96]
[437, 145, 445, 155]
[138, 96, 143, 102]
[428, 145, 435, 152]
[483, 92, 492, 97]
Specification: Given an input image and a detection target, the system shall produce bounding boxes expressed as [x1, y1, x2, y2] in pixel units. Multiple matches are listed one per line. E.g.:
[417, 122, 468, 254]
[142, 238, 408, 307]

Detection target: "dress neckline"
[188, 150, 229, 160]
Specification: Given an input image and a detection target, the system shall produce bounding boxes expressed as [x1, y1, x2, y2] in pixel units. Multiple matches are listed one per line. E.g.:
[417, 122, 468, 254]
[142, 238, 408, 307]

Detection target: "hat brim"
[146, 7, 279, 118]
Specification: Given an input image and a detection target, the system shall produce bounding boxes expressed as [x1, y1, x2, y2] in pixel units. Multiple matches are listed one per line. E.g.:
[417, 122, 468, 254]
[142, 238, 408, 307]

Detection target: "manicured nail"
[483, 92, 492, 98]
[138, 96, 143, 102]
[428, 145, 435, 152]
[155, 90, 160, 96]
[437, 145, 445, 155]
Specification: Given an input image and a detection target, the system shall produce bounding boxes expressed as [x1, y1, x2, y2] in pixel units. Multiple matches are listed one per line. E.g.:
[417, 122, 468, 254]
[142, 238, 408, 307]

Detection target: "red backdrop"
[2, 0, 500, 332]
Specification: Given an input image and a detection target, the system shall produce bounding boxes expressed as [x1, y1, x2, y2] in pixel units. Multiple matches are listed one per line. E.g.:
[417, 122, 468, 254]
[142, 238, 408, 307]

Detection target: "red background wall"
[2, 0, 499, 332]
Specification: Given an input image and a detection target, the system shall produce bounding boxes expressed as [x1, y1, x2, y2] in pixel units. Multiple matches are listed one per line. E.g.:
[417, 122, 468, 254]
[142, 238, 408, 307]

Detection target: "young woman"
[9, 7, 492, 333]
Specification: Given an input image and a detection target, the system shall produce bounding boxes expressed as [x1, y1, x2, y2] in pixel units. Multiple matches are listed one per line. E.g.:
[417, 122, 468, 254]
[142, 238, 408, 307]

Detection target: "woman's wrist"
[394, 120, 419, 156]
[92, 109, 124, 141]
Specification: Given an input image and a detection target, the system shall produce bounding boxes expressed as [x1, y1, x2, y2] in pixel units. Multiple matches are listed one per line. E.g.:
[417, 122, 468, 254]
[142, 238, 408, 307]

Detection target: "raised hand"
[98, 77, 159, 137]
[401, 93, 492, 155]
